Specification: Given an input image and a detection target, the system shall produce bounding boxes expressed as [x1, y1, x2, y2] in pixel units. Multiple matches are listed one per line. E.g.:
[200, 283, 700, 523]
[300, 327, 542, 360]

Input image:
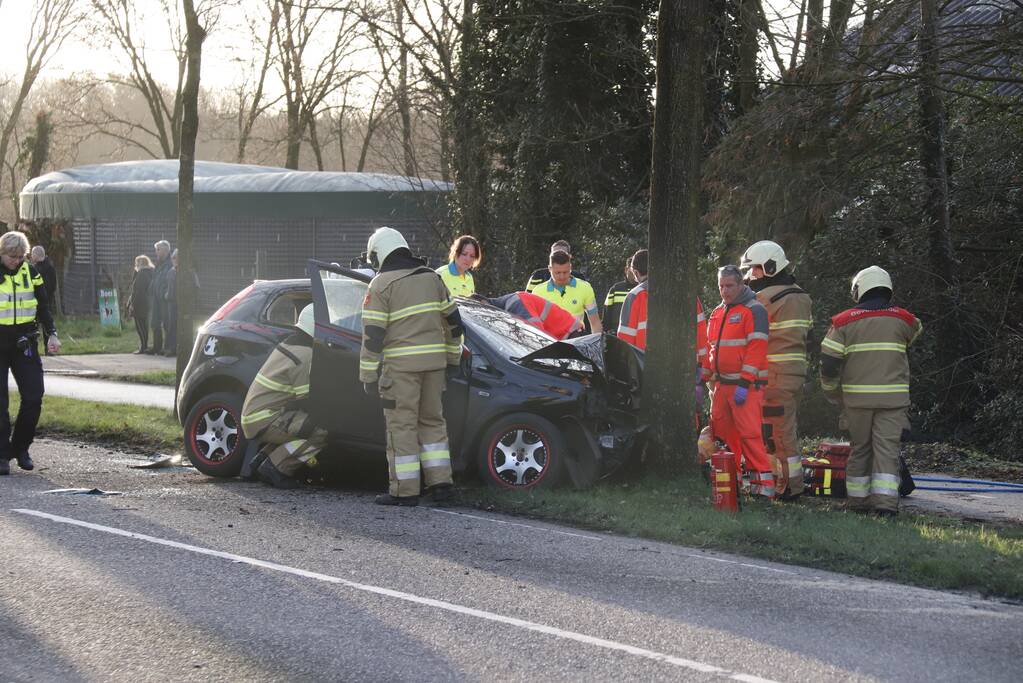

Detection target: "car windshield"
[460, 299, 555, 359]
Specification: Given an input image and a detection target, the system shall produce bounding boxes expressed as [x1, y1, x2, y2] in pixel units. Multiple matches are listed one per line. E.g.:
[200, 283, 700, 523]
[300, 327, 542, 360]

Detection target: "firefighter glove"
[734, 386, 748, 406]
[363, 381, 379, 397]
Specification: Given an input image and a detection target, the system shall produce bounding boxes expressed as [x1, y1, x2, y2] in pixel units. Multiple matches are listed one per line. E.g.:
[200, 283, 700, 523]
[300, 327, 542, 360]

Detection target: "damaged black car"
[178, 260, 646, 490]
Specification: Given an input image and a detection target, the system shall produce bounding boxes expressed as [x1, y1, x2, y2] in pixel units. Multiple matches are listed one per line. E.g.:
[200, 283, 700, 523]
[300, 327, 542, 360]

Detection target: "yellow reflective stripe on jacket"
[842, 383, 910, 393]
[360, 359, 380, 370]
[390, 301, 449, 322]
[382, 343, 449, 358]
[0, 262, 40, 325]
[254, 373, 309, 395]
[821, 338, 846, 354]
[844, 342, 907, 353]
[767, 353, 807, 363]
[769, 319, 812, 330]
[240, 408, 277, 426]
[361, 309, 389, 322]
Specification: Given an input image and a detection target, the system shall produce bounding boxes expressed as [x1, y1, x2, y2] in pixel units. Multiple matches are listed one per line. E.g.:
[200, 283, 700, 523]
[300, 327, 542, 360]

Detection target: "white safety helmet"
[740, 240, 789, 278]
[850, 265, 893, 303]
[366, 226, 409, 269]
[297, 303, 315, 336]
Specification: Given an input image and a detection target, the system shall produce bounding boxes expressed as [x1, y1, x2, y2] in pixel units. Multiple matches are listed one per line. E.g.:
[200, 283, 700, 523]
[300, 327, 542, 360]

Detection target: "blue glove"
[694, 383, 704, 405]
[734, 386, 748, 406]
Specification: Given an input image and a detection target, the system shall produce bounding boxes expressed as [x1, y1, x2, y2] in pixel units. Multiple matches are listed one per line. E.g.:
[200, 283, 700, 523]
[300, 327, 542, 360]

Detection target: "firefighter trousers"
[763, 380, 803, 495]
[380, 367, 453, 498]
[711, 383, 775, 497]
[844, 406, 905, 512]
[260, 411, 327, 477]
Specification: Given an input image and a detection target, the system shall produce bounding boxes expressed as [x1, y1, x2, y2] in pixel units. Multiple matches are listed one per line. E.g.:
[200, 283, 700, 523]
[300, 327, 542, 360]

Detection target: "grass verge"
[463, 474, 1023, 600]
[93, 370, 177, 386]
[22, 394, 180, 453]
[57, 316, 139, 354]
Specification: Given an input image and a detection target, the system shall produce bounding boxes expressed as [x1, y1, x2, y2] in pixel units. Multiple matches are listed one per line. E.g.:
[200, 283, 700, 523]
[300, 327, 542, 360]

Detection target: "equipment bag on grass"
[802, 442, 914, 498]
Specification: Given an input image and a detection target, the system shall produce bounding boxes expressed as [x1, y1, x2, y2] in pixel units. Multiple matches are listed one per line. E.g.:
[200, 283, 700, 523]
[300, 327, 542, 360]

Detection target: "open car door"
[306, 259, 385, 450]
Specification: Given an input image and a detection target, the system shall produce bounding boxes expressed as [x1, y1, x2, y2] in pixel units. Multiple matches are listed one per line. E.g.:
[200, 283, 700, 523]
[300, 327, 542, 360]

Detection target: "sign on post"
[98, 288, 121, 328]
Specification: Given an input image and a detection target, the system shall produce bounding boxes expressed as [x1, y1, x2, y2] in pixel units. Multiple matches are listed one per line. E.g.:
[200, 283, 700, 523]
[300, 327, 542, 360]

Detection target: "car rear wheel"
[184, 391, 247, 477]
[479, 412, 565, 490]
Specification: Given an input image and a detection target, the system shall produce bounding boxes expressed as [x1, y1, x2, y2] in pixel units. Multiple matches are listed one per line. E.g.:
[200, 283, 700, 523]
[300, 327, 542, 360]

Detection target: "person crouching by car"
[0, 231, 60, 476]
[240, 304, 326, 488]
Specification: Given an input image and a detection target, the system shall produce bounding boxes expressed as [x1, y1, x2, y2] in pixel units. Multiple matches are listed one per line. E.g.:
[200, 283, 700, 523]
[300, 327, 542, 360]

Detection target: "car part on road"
[184, 391, 246, 476]
[43, 488, 123, 495]
[911, 476, 1023, 493]
[480, 412, 566, 489]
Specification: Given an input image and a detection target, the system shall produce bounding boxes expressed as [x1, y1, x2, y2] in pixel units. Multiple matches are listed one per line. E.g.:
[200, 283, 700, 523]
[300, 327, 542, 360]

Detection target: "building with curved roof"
[20, 160, 451, 314]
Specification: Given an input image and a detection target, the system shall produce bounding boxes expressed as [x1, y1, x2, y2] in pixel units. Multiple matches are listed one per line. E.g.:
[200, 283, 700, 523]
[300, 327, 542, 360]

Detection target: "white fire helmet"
[297, 303, 315, 337]
[740, 240, 789, 279]
[850, 265, 893, 303]
[365, 226, 409, 269]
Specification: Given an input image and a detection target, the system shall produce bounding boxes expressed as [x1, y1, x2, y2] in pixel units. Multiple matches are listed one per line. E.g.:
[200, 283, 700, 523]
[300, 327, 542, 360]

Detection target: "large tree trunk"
[918, 0, 966, 410]
[176, 0, 205, 383]
[644, 0, 708, 469]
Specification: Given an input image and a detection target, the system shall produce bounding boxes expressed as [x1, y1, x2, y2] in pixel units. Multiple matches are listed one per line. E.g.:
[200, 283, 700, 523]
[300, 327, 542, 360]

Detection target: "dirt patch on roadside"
[902, 443, 1023, 483]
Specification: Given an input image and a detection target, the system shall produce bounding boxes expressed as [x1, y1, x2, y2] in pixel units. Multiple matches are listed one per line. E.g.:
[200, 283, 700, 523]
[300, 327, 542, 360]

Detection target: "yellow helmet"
[740, 240, 789, 278]
[366, 226, 409, 269]
[850, 266, 893, 302]
[297, 303, 315, 336]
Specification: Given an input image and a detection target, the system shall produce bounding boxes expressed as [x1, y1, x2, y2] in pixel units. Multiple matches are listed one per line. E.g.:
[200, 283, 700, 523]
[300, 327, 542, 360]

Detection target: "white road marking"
[14, 508, 777, 683]
[431, 508, 796, 575]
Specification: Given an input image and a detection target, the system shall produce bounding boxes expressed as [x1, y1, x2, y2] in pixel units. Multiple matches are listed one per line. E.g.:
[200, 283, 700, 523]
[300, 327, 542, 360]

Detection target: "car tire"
[479, 412, 565, 490]
[184, 391, 247, 477]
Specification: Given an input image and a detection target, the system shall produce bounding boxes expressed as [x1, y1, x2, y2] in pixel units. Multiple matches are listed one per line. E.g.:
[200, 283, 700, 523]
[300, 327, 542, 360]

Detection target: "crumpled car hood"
[518, 333, 643, 384]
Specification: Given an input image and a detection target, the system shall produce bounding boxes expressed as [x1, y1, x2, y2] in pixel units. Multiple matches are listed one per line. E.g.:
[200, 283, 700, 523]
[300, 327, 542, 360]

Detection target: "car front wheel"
[479, 412, 565, 490]
[184, 391, 247, 477]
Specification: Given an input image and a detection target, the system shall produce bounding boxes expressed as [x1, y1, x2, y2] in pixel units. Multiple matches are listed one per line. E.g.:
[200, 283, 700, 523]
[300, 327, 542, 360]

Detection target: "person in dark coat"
[29, 246, 58, 313]
[127, 255, 154, 354]
[164, 248, 198, 357]
[149, 240, 172, 354]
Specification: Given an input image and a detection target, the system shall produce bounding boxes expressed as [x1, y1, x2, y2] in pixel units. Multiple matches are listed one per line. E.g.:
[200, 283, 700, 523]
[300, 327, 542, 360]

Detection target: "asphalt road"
[1, 440, 1021, 682]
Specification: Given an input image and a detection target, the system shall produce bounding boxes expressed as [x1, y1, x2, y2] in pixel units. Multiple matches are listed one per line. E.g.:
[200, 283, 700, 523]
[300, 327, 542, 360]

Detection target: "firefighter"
[361, 226, 463, 506]
[740, 240, 813, 499]
[436, 235, 480, 297]
[486, 291, 581, 340]
[602, 256, 636, 332]
[701, 265, 774, 498]
[820, 266, 921, 516]
[240, 304, 325, 488]
[525, 240, 585, 293]
[531, 250, 602, 334]
[0, 231, 60, 476]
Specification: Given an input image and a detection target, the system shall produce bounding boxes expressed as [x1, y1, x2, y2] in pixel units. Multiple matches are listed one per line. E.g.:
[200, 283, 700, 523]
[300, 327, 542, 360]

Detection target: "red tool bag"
[802, 441, 916, 498]
[802, 442, 850, 497]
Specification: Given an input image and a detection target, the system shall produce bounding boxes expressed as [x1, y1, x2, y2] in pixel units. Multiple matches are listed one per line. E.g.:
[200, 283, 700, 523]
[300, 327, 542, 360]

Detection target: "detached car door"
[306, 260, 385, 449]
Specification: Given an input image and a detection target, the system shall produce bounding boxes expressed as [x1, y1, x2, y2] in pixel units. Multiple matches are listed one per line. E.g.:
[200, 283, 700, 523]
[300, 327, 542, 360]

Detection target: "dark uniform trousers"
[0, 337, 44, 459]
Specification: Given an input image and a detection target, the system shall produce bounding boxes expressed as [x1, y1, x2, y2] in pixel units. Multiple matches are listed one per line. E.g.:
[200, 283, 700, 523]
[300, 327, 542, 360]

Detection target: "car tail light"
[207, 284, 254, 324]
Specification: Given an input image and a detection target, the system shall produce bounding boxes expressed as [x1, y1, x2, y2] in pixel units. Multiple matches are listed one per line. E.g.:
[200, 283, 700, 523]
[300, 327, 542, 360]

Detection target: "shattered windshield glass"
[462, 301, 592, 372]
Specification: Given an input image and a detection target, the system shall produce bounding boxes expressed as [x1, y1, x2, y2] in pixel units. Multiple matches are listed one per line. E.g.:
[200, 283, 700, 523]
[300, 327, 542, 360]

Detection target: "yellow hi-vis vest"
[435, 262, 475, 297]
[0, 262, 42, 326]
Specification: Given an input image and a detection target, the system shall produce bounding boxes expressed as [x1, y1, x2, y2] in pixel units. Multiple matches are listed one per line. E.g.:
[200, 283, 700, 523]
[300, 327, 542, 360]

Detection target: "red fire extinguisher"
[710, 448, 740, 513]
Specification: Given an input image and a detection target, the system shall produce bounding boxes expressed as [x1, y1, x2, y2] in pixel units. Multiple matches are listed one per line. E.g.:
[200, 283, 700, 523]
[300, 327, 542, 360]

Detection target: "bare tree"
[0, 0, 79, 209]
[273, 0, 363, 169]
[175, 0, 207, 376]
[234, 0, 282, 163]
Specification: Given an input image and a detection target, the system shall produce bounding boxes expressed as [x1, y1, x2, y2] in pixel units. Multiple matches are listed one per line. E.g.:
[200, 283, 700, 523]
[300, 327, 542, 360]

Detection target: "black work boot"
[425, 483, 454, 504]
[374, 494, 419, 507]
[15, 452, 34, 471]
[0, 458, 9, 475]
[257, 458, 302, 489]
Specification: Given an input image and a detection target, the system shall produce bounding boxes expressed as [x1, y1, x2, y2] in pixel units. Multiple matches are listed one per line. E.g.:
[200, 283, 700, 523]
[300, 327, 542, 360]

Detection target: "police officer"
[740, 240, 813, 500]
[240, 304, 325, 489]
[525, 240, 585, 293]
[360, 227, 463, 506]
[821, 266, 921, 516]
[0, 231, 60, 475]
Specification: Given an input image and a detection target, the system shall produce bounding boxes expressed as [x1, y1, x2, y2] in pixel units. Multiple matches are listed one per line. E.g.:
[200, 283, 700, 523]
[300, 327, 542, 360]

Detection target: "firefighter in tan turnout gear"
[820, 266, 922, 516]
[740, 240, 813, 499]
[241, 304, 326, 489]
[360, 227, 463, 506]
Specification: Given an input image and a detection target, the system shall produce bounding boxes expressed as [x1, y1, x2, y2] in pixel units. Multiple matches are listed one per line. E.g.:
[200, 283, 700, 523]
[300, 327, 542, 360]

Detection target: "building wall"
[62, 214, 446, 315]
